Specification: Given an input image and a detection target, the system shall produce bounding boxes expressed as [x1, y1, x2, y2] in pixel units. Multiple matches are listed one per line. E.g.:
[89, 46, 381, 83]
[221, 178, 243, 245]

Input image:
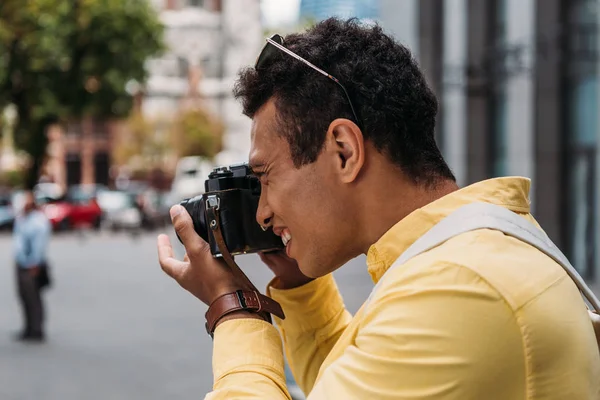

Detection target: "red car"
[38, 188, 103, 231]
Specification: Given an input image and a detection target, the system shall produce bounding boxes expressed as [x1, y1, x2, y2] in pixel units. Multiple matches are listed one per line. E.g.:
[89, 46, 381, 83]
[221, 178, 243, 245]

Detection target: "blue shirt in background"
[13, 210, 51, 269]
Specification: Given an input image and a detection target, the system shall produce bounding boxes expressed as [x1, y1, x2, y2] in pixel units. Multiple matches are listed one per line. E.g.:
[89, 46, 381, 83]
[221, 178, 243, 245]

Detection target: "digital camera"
[178, 163, 284, 257]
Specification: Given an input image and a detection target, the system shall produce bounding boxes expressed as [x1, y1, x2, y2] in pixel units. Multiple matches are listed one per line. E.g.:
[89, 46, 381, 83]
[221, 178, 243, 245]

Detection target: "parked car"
[36, 194, 71, 231]
[158, 191, 175, 227]
[170, 156, 213, 202]
[34, 182, 64, 200]
[0, 193, 15, 231]
[137, 189, 170, 230]
[38, 187, 103, 231]
[97, 191, 142, 232]
[66, 186, 103, 230]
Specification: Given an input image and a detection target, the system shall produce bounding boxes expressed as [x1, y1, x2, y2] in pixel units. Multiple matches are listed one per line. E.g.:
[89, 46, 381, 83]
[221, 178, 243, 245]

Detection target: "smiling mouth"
[282, 229, 292, 247]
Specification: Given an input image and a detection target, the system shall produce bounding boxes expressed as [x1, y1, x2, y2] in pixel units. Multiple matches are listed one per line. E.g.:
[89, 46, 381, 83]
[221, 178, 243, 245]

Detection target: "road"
[0, 229, 372, 400]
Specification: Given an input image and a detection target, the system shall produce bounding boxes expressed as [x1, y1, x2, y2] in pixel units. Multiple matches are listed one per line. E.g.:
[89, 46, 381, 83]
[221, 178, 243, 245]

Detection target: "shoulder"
[363, 234, 522, 343]
[380, 229, 567, 310]
[369, 256, 503, 312]
[359, 259, 526, 383]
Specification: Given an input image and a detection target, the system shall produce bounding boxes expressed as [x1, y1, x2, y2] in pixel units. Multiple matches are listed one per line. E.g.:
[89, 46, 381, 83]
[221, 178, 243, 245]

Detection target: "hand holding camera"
[158, 163, 288, 336]
[177, 163, 284, 257]
[258, 251, 314, 290]
[157, 207, 249, 306]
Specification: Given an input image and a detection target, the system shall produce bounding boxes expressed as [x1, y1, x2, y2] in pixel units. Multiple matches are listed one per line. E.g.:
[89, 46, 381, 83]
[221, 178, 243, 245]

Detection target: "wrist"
[205, 290, 284, 337]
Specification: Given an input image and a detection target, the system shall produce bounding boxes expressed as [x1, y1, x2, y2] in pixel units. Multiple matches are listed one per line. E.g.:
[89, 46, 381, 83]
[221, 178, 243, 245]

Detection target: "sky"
[261, 0, 301, 28]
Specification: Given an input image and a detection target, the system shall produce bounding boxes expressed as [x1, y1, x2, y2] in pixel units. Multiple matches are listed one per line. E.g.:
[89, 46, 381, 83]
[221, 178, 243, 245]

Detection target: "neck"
[357, 175, 458, 254]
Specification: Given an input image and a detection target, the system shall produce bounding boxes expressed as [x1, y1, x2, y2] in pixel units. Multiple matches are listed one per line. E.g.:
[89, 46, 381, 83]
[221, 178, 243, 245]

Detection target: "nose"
[256, 189, 273, 228]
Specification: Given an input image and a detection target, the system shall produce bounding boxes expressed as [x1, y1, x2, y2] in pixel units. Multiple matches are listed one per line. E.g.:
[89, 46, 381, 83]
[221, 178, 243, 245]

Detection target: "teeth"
[282, 230, 292, 246]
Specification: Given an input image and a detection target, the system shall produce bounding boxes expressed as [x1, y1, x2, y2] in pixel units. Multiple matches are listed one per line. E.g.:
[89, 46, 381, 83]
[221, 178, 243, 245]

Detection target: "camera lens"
[179, 195, 208, 243]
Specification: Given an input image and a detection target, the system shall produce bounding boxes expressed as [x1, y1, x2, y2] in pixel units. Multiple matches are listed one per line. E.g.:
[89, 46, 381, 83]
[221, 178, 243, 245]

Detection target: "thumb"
[170, 205, 208, 258]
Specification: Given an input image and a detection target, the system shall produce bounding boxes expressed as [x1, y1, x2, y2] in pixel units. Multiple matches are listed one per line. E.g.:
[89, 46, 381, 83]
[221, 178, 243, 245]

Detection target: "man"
[13, 191, 52, 342]
[157, 18, 600, 399]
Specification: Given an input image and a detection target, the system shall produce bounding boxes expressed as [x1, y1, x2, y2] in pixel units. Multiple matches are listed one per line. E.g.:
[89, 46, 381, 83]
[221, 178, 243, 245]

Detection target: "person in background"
[13, 191, 52, 342]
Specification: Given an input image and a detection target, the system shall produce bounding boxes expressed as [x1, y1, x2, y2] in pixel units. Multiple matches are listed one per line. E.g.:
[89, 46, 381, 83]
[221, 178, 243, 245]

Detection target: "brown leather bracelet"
[205, 290, 285, 337]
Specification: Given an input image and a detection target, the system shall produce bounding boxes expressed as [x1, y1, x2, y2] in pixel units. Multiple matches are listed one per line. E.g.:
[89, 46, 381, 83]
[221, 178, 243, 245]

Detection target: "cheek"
[268, 181, 306, 222]
[289, 183, 337, 237]
[268, 173, 319, 223]
[269, 166, 338, 232]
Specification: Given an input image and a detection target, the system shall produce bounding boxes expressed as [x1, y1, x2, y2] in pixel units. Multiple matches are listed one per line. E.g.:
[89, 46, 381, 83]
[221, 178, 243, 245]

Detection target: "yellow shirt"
[208, 177, 600, 399]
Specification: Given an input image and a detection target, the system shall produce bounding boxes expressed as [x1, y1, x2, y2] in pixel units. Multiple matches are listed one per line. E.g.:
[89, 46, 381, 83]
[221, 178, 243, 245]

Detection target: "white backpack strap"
[369, 202, 600, 312]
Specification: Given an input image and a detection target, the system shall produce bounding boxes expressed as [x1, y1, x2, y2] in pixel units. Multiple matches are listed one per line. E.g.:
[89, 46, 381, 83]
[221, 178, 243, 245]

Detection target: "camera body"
[179, 163, 284, 257]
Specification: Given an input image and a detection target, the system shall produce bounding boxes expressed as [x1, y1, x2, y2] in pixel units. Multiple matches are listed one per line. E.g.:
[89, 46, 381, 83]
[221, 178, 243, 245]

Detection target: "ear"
[326, 118, 365, 183]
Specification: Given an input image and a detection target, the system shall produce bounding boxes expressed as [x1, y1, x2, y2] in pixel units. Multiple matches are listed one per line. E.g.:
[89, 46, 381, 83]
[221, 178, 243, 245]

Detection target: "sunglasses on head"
[254, 34, 362, 128]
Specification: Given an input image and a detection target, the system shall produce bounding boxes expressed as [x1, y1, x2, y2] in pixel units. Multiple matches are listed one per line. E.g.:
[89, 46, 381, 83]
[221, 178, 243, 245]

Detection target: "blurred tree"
[171, 107, 224, 160]
[113, 111, 150, 167]
[0, 0, 164, 188]
[0, 169, 26, 188]
[113, 112, 171, 170]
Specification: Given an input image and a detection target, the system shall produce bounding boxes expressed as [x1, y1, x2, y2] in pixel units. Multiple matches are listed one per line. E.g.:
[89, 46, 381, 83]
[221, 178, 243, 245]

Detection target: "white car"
[97, 191, 142, 231]
[171, 156, 214, 202]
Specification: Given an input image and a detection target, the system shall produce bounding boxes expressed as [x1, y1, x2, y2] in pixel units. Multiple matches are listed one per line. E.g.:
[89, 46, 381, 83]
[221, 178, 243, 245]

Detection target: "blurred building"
[43, 119, 119, 190]
[143, 0, 262, 167]
[143, 0, 223, 118]
[396, 0, 600, 281]
[299, 0, 379, 21]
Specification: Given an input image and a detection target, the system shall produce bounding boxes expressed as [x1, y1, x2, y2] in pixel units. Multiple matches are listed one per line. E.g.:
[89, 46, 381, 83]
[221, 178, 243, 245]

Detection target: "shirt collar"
[366, 177, 532, 283]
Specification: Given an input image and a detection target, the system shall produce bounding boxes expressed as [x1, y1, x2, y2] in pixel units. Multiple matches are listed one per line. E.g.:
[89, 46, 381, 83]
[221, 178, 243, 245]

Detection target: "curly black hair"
[233, 18, 455, 186]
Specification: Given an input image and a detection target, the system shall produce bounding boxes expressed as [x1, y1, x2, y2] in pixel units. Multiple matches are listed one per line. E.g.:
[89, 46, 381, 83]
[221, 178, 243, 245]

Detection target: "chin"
[297, 260, 321, 279]
[300, 268, 322, 279]
[298, 258, 337, 279]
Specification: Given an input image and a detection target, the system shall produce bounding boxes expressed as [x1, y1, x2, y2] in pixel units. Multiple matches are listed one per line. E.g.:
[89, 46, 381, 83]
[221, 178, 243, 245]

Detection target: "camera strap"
[205, 205, 285, 337]
[206, 205, 257, 291]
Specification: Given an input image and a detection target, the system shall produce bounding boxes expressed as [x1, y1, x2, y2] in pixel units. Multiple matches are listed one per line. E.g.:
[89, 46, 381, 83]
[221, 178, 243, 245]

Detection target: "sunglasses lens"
[255, 34, 284, 70]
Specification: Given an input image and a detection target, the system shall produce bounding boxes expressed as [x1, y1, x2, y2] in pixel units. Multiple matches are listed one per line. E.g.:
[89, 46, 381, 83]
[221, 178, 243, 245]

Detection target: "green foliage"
[114, 112, 171, 169]
[172, 108, 224, 160]
[0, 168, 26, 188]
[0, 0, 165, 186]
[114, 112, 147, 165]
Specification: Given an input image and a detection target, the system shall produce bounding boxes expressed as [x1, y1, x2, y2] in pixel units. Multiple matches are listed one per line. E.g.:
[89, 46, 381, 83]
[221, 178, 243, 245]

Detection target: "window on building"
[489, 0, 508, 177]
[564, 0, 598, 279]
[94, 152, 110, 186]
[66, 153, 82, 186]
[178, 56, 189, 79]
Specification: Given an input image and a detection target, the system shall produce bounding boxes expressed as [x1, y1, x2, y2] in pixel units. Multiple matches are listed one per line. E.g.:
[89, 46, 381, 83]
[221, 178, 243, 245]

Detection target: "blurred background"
[1, 0, 599, 399]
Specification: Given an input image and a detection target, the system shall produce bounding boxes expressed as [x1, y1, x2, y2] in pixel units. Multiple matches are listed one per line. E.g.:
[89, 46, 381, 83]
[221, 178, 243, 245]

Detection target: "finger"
[157, 234, 175, 259]
[157, 234, 187, 279]
[183, 253, 190, 262]
[170, 205, 209, 258]
[259, 250, 288, 264]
